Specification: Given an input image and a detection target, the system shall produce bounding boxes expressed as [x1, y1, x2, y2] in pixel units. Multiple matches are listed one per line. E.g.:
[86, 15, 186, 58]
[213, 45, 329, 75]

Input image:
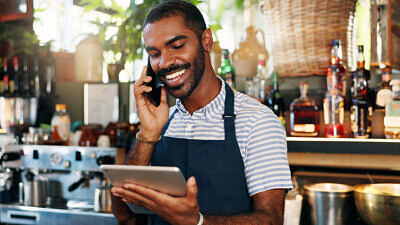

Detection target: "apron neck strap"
[223, 82, 237, 142]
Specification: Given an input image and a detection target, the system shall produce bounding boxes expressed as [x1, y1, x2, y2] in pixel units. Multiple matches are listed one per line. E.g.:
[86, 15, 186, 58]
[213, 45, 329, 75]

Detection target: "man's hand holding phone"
[133, 65, 169, 140]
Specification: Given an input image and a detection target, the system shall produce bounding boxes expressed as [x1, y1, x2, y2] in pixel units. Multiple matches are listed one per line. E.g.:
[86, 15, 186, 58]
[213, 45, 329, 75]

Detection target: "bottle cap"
[332, 39, 341, 47]
[358, 45, 364, 53]
[56, 104, 67, 111]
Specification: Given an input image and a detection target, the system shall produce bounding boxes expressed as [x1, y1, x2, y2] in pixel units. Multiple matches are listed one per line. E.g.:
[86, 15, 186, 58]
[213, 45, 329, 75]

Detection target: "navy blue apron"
[148, 82, 252, 225]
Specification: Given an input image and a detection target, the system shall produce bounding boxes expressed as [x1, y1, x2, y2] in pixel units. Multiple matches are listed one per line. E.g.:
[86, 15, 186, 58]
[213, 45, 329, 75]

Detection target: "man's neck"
[181, 70, 221, 115]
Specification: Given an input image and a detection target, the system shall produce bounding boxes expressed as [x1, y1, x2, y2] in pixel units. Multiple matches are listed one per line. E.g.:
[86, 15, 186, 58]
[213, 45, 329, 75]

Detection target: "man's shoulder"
[233, 91, 275, 118]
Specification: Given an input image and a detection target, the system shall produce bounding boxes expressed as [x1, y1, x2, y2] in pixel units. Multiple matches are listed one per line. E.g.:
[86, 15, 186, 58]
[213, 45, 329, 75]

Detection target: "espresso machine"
[0, 145, 118, 225]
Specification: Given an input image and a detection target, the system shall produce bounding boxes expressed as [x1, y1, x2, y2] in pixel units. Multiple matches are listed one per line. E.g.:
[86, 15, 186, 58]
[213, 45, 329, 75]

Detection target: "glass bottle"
[384, 80, 400, 139]
[51, 104, 71, 143]
[256, 54, 268, 102]
[266, 71, 285, 126]
[328, 40, 347, 105]
[290, 82, 319, 137]
[79, 125, 97, 147]
[324, 50, 345, 138]
[32, 49, 40, 98]
[375, 66, 392, 110]
[350, 45, 372, 138]
[20, 55, 30, 97]
[218, 49, 236, 89]
[12, 56, 20, 97]
[0, 58, 4, 96]
[2, 57, 10, 97]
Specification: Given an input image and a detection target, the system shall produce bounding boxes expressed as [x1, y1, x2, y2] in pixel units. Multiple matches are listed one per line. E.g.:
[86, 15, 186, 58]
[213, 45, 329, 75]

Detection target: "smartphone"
[144, 56, 163, 106]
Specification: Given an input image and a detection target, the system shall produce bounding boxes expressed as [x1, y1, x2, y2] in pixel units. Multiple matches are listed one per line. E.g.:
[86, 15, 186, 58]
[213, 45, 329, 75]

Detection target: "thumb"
[186, 176, 198, 202]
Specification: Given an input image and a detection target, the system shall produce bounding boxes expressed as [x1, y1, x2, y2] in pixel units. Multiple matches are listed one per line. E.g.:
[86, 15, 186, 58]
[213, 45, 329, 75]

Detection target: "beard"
[158, 44, 205, 99]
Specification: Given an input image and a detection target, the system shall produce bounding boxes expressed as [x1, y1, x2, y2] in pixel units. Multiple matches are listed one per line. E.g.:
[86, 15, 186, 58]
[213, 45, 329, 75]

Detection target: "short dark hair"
[144, 0, 207, 39]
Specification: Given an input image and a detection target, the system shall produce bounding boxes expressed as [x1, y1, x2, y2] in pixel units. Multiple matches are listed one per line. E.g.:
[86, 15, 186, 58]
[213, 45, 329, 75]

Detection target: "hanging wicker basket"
[260, 0, 357, 77]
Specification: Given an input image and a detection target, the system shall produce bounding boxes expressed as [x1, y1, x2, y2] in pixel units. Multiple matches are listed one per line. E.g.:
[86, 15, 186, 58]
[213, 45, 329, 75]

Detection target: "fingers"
[133, 66, 152, 96]
[112, 186, 158, 212]
[186, 177, 198, 203]
[123, 183, 168, 203]
[160, 86, 167, 104]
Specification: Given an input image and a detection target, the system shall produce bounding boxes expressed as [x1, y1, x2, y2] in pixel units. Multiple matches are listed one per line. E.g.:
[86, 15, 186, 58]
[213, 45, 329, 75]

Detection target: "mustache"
[157, 63, 191, 77]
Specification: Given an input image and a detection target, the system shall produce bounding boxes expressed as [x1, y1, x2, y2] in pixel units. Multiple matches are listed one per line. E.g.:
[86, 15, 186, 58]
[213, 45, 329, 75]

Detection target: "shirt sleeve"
[244, 110, 293, 196]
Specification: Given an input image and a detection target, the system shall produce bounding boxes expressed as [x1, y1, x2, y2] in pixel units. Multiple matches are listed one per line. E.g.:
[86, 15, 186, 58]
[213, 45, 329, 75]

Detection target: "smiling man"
[111, 1, 292, 225]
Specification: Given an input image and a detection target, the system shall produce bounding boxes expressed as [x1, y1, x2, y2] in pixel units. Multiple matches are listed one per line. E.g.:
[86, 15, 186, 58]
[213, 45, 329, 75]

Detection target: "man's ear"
[201, 28, 213, 52]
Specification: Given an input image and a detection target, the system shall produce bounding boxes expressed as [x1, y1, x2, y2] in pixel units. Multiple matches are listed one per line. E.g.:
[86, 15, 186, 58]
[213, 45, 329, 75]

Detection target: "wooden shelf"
[286, 137, 400, 171]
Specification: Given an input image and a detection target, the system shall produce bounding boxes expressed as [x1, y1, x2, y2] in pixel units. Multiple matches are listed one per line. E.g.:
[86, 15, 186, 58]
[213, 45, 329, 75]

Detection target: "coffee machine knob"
[64, 160, 71, 168]
[51, 153, 63, 165]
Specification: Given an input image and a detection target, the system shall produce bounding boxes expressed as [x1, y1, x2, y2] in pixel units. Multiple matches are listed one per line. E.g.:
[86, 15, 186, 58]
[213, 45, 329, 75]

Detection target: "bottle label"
[9, 80, 15, 94]
[294, 124, 315, 133]
[339, 102, 344, 124]
[56, 116, 71, 141]
[376, 89, 392, 107]
[3, 75, 8, 88]
[384, 116, 400, 127]
[350, 106, 358, 132]
[323, 99, 329, 124]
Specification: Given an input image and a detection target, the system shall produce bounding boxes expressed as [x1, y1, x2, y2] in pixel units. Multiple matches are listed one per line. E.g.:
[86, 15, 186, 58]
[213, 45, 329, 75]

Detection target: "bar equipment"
[0, 145, 118, 225]
[304, 183, 355, 225]
[354, 183, 400, 225]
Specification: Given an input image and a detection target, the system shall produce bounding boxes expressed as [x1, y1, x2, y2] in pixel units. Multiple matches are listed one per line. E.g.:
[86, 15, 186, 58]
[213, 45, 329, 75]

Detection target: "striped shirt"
[165, 78, 293, 196]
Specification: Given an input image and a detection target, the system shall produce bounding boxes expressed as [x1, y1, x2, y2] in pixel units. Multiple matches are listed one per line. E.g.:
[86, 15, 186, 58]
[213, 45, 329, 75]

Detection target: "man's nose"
[159, 52, 176, 70]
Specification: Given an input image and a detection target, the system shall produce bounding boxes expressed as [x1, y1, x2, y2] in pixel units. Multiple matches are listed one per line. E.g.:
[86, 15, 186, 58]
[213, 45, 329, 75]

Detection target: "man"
[111, 1, 293, 225]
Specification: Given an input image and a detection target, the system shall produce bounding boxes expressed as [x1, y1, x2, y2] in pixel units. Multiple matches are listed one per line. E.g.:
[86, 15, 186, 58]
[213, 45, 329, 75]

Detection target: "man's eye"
[172, 44, 184, 49]
[149, 53, 159, 58]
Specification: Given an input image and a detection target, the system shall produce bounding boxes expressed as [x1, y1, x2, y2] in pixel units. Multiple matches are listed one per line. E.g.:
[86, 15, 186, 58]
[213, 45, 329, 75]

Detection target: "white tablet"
[100, 165, 187, 214]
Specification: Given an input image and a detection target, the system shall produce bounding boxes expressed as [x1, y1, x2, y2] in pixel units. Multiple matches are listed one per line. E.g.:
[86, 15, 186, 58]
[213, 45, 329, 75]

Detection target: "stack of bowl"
[303, 183, 400, 225]
[354, 183, 400, 225]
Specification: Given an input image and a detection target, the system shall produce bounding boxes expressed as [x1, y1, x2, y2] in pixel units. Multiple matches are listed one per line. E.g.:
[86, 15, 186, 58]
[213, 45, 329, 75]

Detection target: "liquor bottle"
[350, 45, 372, 138]
[324, 47, 345, 138]
[266, 71, 285, 126]
[255, 54, 268, 102]
[21, 55, 30, 97]
[0, 58, 3, 96]
[328, 40, 347, 106]
[290, 82, 319, 137]
[218, 49, 236, 89]
[384, 80, 400, 139]
[43, 46, 55, 95]
[2, 58, 10, 97]
[375, 66, 392, 110]
[11, 56, 20, 97]
[32, 49, 40, 98]
[51, 104, 71, 144]
[245, 77, 255, 98]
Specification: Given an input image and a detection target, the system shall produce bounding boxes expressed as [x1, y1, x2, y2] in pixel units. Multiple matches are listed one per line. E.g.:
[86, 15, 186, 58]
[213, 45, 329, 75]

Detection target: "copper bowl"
[354, 183, 400, 225]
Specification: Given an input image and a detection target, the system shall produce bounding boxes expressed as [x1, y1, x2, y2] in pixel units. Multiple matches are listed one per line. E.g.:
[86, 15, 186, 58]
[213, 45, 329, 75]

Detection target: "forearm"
[203, 211, 282, 225]
[125, 140, 156, 166]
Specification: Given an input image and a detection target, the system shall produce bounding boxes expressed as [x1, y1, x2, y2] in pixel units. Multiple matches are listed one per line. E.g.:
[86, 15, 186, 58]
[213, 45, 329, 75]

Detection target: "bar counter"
[287, 137, 400, 171]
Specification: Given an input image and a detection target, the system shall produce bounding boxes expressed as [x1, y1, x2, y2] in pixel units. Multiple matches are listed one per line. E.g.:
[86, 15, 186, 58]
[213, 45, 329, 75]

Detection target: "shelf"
[286, 137, 400, 155]
[286, 137, 400, 171]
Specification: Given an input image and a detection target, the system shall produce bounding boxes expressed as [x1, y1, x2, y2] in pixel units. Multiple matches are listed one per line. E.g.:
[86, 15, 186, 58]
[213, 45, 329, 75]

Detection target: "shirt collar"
[175, 76, 226, 119]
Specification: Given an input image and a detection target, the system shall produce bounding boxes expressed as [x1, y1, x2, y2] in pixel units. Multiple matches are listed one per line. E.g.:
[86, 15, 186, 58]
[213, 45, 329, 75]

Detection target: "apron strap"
[223, 82, 237, 142]
[161, 109, 178, 136]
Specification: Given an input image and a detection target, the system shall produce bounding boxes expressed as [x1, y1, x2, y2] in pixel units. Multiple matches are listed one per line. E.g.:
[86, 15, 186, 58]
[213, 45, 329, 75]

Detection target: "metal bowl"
[304, 183, 355, 225]
[354, 183, 400, 225]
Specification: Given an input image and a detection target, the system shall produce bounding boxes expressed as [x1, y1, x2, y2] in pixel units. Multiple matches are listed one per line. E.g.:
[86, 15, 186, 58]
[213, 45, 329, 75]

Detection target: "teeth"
[166, 70, 185, 80]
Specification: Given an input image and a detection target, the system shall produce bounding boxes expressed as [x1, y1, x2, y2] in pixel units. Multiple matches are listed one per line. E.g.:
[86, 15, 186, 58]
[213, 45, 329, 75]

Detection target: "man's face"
[143, 16, 205, 99]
